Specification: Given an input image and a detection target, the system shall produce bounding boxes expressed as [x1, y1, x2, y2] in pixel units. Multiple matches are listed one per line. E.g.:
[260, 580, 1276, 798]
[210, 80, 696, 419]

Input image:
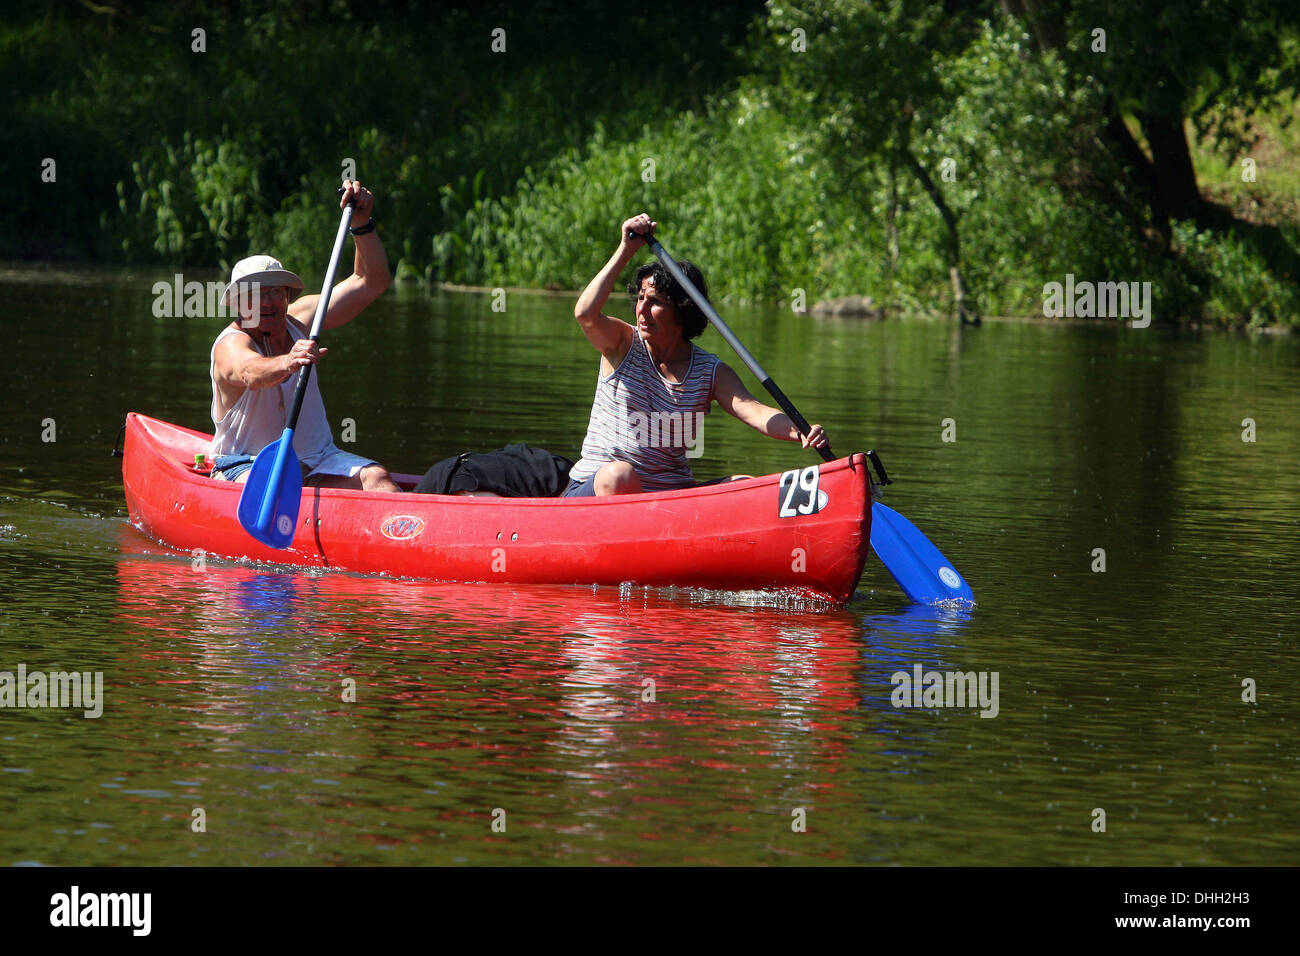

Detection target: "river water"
[1, 263, 1297, 865]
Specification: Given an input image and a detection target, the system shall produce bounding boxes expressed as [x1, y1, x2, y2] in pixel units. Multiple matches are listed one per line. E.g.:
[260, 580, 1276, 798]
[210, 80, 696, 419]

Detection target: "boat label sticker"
[777, 466, 824, 518]
[381, 515, 426, 541]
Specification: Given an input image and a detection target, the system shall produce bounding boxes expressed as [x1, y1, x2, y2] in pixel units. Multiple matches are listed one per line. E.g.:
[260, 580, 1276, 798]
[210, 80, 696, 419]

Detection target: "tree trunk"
[886, 160, 900, 274]
[1101, 109, 1168, 234]
[1004, 0, 1173, 240]
[899, 147, 980, 324]
[1137, 111, 1203, 223]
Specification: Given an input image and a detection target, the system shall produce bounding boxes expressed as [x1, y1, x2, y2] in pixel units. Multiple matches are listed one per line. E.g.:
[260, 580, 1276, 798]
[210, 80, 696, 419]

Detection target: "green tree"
[766, 0, 989, 322]
[1002, 0, 1300, 270]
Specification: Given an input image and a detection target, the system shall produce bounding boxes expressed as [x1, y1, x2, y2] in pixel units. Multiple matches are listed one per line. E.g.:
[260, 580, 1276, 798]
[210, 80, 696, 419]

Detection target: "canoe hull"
[121, 413, 873, 603]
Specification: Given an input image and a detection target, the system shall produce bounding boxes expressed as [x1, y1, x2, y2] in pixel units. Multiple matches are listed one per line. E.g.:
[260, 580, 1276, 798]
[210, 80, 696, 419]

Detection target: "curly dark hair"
[626, 260, 710, 340]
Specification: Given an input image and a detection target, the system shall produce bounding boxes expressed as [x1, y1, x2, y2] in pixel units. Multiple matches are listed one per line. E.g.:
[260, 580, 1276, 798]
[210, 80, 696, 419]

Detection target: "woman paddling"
[564, 214, 829, 497]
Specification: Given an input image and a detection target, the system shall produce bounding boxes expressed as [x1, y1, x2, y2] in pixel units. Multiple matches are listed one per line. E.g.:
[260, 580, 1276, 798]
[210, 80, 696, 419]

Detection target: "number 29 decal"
[777, 465, 828, 518]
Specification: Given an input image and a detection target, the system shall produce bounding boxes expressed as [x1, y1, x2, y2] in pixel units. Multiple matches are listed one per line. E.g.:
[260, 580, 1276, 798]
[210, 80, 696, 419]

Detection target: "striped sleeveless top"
[568, 339, 720, 490]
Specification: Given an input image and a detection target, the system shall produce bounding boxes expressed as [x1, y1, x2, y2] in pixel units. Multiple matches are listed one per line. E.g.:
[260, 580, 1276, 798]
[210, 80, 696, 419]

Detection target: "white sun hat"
[221, 255, 304, 306]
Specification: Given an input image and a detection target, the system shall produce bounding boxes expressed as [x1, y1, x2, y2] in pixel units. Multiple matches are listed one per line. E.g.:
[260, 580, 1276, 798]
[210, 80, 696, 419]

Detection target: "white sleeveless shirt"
[208, 322, 339, 469]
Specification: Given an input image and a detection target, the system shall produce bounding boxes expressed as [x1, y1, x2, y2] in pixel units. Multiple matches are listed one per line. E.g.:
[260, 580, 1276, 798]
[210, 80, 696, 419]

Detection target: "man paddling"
[565, 213, 829, 496]
[208, 180, 400, 493]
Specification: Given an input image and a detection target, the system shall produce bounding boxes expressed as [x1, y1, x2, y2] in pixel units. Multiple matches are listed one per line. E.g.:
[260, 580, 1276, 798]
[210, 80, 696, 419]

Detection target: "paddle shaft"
[627, 230, 970, 604]
[283, 202, 355, 430]
[251, 198, 354, 538]
[632, 230, 834, 463]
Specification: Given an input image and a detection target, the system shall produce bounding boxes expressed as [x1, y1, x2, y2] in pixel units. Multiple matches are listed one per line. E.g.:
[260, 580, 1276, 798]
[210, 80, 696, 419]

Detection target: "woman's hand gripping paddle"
[632, 226, 972, 605]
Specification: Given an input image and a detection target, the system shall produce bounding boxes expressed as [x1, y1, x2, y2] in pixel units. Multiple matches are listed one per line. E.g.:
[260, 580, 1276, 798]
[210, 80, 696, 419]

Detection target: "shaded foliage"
[5, 0, 1299, 325]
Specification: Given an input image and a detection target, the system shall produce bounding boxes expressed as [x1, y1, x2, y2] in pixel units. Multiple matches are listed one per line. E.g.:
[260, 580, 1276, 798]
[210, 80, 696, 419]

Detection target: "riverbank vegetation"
[7, 1, 1299, 326]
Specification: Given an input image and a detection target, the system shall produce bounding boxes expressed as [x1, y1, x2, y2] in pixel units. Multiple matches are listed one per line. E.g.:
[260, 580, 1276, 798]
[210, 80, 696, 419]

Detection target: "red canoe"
[121, 412, 873, 603]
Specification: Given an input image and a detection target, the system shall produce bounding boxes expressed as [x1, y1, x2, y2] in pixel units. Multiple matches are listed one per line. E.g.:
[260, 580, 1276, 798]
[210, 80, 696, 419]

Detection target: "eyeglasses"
[234, 284, 289, 305]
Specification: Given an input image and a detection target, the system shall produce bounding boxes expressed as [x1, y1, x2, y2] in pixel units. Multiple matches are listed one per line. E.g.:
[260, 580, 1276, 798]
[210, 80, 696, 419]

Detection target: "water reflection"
[857, 601, 978, 764]
[112, 527, 983, 803]
[861, 602, 975, 670]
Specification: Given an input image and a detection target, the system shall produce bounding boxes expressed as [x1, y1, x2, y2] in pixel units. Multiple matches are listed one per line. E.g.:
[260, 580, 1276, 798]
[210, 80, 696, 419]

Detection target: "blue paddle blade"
[236, 429, 302, 549]
[869, 502, 973, 605]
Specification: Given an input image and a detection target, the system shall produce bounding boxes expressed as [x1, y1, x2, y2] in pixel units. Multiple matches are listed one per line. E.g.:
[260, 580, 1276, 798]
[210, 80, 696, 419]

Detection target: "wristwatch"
[349, 219, 376, 236]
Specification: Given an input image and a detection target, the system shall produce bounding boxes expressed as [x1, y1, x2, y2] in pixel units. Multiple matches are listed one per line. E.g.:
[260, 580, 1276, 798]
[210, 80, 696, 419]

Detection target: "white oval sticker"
[277, 514, 293, 536]
[938, 566, 961, 589]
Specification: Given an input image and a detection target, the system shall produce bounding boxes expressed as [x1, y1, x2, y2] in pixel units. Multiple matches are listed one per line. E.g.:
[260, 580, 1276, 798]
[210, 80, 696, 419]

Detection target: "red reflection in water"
[114, 529, 866, 808]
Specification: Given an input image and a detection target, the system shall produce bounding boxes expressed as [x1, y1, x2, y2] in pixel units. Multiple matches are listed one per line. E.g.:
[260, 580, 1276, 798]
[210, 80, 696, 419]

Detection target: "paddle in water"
[863, 451, 972, 603]
[237, 194, 355, 548]
[629, 225, 973, 605]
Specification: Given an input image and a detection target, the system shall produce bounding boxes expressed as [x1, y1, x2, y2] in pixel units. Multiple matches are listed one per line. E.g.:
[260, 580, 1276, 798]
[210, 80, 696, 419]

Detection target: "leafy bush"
[115, 133, 266, 266]
[1173, 221, 1300, 326]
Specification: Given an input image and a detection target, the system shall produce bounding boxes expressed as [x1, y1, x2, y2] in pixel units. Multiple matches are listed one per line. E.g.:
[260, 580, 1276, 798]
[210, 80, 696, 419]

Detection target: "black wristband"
[349, 219, 376, 236]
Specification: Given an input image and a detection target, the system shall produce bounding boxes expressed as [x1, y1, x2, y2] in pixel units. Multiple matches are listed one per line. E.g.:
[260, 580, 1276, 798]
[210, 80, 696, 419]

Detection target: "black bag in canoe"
[413, 443, 574, 497]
